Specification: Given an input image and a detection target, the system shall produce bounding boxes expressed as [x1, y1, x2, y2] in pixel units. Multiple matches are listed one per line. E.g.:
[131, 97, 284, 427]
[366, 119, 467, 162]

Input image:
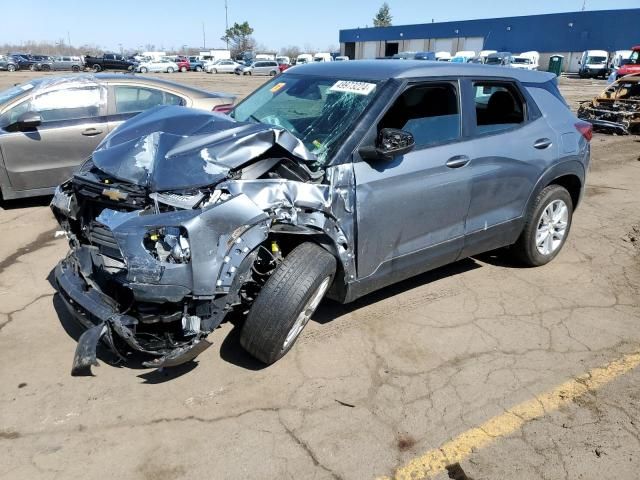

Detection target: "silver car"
[136, 58, 179, 73]
[35, 56, 84, 72]
[0, 74, 235, 199]
[51, 61, 591, 374]
[207, 59, 241, 74]
[235, 60, 279, 76]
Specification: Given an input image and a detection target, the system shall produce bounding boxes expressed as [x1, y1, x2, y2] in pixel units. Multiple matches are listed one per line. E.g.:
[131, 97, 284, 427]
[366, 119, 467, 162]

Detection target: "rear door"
[459, 78, 559, 257]
[0, 85, 108, 192]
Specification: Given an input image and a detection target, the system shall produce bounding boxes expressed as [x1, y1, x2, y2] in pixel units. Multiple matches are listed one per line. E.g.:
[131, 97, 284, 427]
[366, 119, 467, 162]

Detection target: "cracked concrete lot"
[1, 73, 639, 480]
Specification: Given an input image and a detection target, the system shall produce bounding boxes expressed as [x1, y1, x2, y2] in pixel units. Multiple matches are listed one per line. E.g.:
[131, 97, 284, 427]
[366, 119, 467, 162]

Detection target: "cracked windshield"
[231, 74, 380, 163]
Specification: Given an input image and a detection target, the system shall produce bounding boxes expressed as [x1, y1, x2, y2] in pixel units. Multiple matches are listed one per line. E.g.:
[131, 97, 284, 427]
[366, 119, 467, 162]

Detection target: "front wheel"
[139, 66, 148, 73]
[7, 64, 16, 72]
[71, 65, 80, 72]
[167, 67, 174, 73]
[240, 242, 336, 364]
[180, 66, 187, 72]
[93, 64, 102, 72]
[512, 185, 573, 266]
[195, 65, 202, 72]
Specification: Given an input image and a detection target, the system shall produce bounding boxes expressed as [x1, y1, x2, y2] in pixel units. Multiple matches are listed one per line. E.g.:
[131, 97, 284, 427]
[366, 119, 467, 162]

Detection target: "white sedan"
[137, 58, 179, 73]
[206, 59, 242, 74]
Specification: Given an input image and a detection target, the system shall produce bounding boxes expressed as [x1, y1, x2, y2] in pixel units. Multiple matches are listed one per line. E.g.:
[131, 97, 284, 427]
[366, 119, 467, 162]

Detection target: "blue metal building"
[339, 9, 639, 71]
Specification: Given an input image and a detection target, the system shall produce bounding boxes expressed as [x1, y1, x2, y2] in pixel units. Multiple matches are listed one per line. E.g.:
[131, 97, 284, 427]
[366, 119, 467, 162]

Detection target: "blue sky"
[1, 0, 638, 52]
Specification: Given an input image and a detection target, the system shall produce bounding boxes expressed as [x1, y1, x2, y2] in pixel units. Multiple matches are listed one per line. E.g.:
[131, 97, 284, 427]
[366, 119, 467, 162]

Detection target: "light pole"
[225, 0, 229, 49]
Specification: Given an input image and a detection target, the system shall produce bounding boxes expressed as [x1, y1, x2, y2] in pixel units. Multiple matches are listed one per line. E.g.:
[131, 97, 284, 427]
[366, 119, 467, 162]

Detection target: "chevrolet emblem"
[102, 188, 128, 202]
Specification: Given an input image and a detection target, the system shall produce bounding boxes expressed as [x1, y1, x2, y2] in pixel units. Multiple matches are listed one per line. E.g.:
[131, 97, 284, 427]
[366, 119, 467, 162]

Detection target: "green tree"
[221, 21, 256, 58]
[373, 2, 392, 27]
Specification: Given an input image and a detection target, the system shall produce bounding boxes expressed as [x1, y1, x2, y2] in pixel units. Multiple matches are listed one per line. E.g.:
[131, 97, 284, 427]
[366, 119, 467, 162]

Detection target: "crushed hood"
[92, 105, 317, 191]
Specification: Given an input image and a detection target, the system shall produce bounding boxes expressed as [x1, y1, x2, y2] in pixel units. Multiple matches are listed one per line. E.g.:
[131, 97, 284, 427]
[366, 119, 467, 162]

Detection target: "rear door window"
[473, 81, 525, 134]
[114, 86, 184, 113]
[379, 82, 461, 147]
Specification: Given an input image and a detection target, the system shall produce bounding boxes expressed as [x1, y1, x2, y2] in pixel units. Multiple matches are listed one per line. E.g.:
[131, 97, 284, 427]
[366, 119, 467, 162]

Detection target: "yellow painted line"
[382, 351, 640, 480]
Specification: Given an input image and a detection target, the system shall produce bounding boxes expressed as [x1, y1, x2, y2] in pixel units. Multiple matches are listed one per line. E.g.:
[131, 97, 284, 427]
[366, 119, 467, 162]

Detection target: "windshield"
[629, 51, 640, 65]
[586, 56, 607, 64]
[513, 58, 530, 64]
[231, 74, 381, 164]
[486, 57, 502, 64]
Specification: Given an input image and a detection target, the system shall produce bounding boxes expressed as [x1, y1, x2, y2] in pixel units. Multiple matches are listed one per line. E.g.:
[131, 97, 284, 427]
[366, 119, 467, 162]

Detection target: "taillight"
[575, 121, 593, 142]
[213, 103, 234, 114]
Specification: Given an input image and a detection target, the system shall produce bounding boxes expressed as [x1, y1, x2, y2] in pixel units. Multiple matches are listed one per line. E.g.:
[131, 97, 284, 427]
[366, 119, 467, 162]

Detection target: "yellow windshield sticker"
[312, 140, 323, 148]
[270, 82, 286, 93]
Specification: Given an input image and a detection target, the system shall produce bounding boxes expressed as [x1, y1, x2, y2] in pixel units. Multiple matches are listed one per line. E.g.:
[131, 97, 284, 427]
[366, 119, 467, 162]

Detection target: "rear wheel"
[71, 65, 80, 72]
[240, 242, 336, 365]
[512, 185, 573, 267]
[213, 68, 218, 74]
[140, 66, 148, 73]
[93, 64, 102, 72]
[180, 66, 187, 72]
[195, 65, 202, 72]
[269, 70, 277, 76]
[41, 64, 50, 71]
[7, 64, 15, 72]
[167, 67, 174, 73]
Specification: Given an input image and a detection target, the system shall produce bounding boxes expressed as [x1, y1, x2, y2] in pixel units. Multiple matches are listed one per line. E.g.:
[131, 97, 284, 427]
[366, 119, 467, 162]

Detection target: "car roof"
[287, 60, 554, 83]
[13, 73, 232, 100]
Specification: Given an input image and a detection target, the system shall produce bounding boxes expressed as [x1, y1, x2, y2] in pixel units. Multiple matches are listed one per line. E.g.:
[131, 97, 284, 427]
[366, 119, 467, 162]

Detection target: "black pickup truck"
[84, 53, 135, 72]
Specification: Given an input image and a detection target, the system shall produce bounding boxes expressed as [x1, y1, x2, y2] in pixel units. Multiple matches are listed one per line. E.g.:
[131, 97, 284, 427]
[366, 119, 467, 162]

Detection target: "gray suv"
[235, 60, 279, 76]
[51, 61, 590, 374]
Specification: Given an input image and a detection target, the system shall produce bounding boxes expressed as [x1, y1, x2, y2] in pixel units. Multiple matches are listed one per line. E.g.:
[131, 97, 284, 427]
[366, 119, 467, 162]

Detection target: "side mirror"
[16, 111, 42, 129]
[359, 128, 415, 161]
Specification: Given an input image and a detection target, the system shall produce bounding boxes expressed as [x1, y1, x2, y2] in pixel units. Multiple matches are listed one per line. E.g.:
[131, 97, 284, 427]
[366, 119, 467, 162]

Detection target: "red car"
[175, 55, 191, 72]
[278, 62, 291, 73]
[617, 46, 640, 78]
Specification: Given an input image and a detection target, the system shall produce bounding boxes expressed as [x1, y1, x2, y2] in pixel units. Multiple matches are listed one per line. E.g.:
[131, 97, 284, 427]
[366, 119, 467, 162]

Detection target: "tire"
[180, 66, 187, 72]
[512, 185, 573, 267]
[7, 64, 15, 72]
[29, 64, 36, 71]
[140, 66, 148, 73]
[93, 64, 102, 72]
[270, 70, 276, 76]
[213, 68, 218, 74]
[195, 66, 202, 72]
[41, 64, 51, 71]
[240, 242, 337, 364]
[167, 67, 174, 73]
[71, 65, 80, 72]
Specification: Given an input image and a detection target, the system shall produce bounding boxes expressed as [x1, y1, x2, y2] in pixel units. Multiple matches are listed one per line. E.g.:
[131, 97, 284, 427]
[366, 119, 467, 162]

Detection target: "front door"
[353, 81, 474, 287]
[0, 85, 108, 192]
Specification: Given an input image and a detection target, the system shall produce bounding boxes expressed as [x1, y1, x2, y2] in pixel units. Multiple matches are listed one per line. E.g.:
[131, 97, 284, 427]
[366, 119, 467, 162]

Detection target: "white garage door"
[462, 37, 484, 54]
[433, 38, 454, 54]
[405, 39, 425, 52]
[362, 42, 378, 59]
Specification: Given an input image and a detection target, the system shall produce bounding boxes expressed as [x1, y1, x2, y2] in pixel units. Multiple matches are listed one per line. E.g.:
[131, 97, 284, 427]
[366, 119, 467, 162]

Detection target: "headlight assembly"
[144, 227, 191, 264]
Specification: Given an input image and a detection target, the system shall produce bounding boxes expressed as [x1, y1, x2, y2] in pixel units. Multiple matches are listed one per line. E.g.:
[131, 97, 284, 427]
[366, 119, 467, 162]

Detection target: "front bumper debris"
[53, 190, 271, 375]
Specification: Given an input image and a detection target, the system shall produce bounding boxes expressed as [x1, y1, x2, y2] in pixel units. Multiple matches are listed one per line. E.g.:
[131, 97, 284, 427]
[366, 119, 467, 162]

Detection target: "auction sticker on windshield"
[270, 82, 286, 93]
[329, 80, 376, 95]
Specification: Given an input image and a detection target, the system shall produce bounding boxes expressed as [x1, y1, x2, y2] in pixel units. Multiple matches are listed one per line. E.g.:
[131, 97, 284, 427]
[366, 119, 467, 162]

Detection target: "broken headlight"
[144, 227, 191, 263]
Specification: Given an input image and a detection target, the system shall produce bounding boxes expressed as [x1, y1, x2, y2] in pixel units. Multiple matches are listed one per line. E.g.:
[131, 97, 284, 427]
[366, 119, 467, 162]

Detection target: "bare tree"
[280, 45, 301, 59]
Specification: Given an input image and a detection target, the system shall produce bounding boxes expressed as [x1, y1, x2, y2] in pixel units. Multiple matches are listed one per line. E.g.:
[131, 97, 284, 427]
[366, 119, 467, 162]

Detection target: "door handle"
[81, 128, 103, 136]
[533, 138, 552, 149]
[445, 155, 470, 168]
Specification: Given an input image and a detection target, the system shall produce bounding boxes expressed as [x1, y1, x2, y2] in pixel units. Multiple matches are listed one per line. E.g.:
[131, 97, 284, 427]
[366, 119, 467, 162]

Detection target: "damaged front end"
[51, 106, 352, 375]
[577, 75, 640, 135]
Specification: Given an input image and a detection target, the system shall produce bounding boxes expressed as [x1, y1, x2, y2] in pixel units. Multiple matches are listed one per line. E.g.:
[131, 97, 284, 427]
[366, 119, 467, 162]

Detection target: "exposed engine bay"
[51, 106, 356, 375]
[577, 75, 640, 135]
